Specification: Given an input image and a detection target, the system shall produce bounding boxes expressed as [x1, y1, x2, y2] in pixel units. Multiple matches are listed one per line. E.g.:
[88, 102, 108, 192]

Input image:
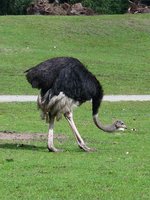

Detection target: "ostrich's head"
[113, 120, 127, 131]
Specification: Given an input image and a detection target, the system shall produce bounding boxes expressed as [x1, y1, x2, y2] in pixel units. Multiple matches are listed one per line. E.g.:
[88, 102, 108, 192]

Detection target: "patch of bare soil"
[0, 131, 67, 142]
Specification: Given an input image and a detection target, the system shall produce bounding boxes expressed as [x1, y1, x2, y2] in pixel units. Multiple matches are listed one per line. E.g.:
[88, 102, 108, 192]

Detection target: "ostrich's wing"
[52, 64, 100, 102]
[25, 57, 69, 89]
[25, 56, 103, 105]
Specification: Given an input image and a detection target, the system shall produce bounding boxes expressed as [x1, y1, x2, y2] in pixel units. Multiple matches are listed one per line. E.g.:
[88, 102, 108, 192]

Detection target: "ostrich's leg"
[47, 116, 63, 152]
[64, 112, 93, 152]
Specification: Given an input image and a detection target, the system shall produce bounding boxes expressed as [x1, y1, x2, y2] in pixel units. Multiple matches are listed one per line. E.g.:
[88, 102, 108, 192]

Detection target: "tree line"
[0, 0, 149, 15]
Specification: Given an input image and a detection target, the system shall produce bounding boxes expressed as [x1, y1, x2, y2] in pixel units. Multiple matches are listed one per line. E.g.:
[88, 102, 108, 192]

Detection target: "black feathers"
[25, 57, 103, 115]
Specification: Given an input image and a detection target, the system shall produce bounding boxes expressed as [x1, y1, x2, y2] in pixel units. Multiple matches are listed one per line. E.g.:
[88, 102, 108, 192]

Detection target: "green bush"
[70, 0, 129, 14]
[0, 0, 32, 15]
[0, 0, 11, 15]
[13, 0, 33, 15]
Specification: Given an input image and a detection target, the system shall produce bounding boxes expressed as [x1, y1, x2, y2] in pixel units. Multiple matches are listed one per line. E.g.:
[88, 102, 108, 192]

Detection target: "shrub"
[0, 0, 32, 15]
[69, 0, 128, 14]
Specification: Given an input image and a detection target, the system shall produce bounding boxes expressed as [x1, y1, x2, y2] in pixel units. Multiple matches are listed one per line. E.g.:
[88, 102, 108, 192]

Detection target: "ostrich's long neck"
[93, 114, 116, 133]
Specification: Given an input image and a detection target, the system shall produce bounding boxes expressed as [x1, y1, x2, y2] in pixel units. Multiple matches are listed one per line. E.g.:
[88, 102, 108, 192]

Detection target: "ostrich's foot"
[78, 143, 95, 152]
[47, 146, 63, 152]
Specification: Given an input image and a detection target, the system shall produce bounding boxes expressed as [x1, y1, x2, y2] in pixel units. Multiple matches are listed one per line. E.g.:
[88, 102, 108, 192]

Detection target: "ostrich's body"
[25, 57, 126, 152]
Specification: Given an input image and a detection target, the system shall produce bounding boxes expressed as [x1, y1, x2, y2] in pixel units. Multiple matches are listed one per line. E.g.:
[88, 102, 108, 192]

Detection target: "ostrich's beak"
[123, 124, 127, 129]
[118, 124, 127, 131]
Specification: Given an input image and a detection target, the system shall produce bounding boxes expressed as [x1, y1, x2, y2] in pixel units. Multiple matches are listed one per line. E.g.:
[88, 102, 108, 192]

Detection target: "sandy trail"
[0, 131, 67, 141]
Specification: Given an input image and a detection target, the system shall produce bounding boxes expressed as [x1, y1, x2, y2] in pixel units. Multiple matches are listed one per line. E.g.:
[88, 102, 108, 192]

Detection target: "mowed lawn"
[0, 14, 150, 200]
[0, 102, 150, 200]
[0, 15, 150, 95]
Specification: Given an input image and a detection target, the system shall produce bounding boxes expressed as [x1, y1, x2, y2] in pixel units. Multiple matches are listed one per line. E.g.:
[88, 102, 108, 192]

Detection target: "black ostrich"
[25, 57, 126, 152]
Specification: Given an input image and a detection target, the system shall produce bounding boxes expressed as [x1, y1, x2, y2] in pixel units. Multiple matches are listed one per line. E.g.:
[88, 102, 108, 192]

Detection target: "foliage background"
[0, 0, 130, 15]
[0, 0, 32, 15]
[70, 0, 129, 14]
[1, 0, 150, 15]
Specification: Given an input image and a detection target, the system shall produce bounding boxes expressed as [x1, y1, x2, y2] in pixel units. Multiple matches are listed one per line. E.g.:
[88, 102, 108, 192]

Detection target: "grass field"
[0, 14, 150, 200]
[0, 102, 150, 199]
[0, 15, 150, 95]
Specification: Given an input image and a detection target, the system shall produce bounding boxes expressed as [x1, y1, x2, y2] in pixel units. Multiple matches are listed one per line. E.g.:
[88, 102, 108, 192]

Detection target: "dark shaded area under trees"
[0, 0, 150, 15]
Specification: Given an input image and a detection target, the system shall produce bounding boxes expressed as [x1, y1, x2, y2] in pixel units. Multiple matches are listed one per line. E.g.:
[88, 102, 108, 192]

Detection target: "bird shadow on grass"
[0, 143, 47, 152]
[0, 142, 99, 153]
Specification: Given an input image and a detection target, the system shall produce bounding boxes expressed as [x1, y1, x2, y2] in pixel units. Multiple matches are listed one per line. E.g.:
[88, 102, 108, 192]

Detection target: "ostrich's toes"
[47, 146, 63, 152]
[78, 143, 95, 152]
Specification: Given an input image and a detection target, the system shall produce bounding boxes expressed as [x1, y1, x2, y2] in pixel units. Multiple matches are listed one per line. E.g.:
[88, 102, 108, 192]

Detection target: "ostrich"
[25, 57, 126, 152]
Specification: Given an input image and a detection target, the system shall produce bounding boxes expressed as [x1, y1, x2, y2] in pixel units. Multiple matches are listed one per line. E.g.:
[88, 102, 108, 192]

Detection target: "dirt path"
[0, 95, 150, 102]
[0, 131, 67, 141]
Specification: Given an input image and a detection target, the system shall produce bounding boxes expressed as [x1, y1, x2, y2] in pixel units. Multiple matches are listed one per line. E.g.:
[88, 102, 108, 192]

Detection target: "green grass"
[0, 15, 150, 95]
[0, 14, 150, 200]
[0, 102, 149, 199]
